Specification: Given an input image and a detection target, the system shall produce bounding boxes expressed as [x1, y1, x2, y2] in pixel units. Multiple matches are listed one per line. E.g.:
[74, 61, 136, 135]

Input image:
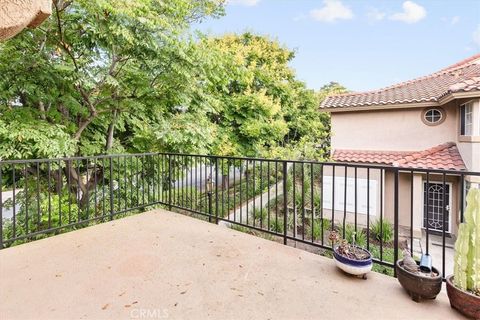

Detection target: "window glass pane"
[424, 109, 442, 124]
[465, 104, 473, 135]
[461, 103, 473, 136]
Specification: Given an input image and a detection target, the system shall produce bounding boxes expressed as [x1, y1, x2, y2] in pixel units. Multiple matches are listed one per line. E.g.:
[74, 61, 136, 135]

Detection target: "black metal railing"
[1, 153, 479, 278]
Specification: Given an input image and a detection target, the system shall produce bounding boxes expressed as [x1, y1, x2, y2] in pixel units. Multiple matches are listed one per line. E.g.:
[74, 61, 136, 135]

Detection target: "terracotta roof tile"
[321, 54, 480, 109]
[333, 142, 466, 171]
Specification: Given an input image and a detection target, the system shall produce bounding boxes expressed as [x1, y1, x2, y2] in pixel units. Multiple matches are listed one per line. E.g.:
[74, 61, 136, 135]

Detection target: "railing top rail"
[0, 152, 160, 165]
[0, 152, 478, 176]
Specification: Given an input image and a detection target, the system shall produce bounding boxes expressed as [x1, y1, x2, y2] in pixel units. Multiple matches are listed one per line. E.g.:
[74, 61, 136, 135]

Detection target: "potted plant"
[395, 249, 442, 302]
[330, 230, 372, 279]
[446, 188, 480, 319]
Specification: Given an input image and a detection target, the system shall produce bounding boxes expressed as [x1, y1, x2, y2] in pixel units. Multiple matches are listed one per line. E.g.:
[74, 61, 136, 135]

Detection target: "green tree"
[203, 33, 343, 160]
[0, 0, 225, 160]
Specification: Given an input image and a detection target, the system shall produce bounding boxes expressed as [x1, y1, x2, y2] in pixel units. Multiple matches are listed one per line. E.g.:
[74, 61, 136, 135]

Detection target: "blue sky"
[195, 0, 480, 91]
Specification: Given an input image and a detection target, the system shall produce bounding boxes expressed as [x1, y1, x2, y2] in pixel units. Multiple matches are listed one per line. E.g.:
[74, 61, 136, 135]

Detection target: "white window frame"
[424, 108, 443, 124]
[460, 100, 480, 137]
[464, 103, 473, 136]
[322, 175, 378, 216]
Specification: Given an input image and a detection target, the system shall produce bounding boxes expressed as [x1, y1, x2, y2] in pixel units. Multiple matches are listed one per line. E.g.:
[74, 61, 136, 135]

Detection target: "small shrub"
[370, 245, 404, 277]
[312, 191, 322, 210]
[308, 218, 331, 241]
[370, 219, 393, 244]
[253, 208, 267, 223]
[339, 223, 367, 248]
[231, 224, 251, 233]
[269, 219, 284, 233]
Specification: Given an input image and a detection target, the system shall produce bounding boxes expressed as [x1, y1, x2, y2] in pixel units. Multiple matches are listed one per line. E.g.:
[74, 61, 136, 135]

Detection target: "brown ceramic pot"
[446, 275, 480, 319]
[395, 260, 442, 302]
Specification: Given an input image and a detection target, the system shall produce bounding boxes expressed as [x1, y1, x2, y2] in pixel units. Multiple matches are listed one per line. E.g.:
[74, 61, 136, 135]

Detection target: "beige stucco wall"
[330, 101, 459, 152]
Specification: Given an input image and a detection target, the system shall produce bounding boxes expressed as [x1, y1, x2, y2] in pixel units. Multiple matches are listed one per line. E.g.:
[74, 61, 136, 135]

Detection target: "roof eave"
[321, 89, 480, 113]
[437, 90, 480, 105]
[321, 101, 439, 113]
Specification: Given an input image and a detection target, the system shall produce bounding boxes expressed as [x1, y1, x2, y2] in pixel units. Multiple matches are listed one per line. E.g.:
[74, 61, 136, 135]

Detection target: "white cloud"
[389, 1, 426, 24]
[473, 25, 480, 46]
[450, 16, 460, 25]
[367, 8, 386, 22]
[227, 0, 260, 6]
[310, 0, 354, 23]
[442, 16, 460, 25]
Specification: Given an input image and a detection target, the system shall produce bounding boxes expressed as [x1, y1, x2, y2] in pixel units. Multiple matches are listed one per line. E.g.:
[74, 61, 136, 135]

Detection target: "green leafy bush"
[269, 219, 284, 233]
[306, 218, 331, 241]
[339, 223, 367, 248]
[370, 219, 393, 244]
[253, 208, 268, 223]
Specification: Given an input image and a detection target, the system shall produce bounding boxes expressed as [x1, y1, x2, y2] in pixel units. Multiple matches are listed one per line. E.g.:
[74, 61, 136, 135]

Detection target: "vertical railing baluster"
[366, 167, 370, 250]
[86, 160, 90, 220]
[93, 158, 98, 219]
[460, 173, 465, 223]
[292, 162, 296, 238]
[253, 160, 256, 227]
[354, 166, 357, 234]
[215, 157, 219, 224]
[109, 157, 114, 220]
[68, 160, 72, 224]
[12, 165, 16, 238]
[301, 163, 305, 240]
[426, 171, 430, 255]
[47, 161, 51, 229]
[246, 161, 249, 226]
[410, 170, 414, 256]
[168, 155, 172, 211]
[36, 162, 41, 226]
[380, 169, 383, 261]
[58, 160, 62, 227]
[342, 165, 347, 239]
[0, 163, 3, 249]
[260, 161, 263, 229]
[332, 164, 335, 232]
[310, 163, 314, 243]
[24, 163, 29, 235]
[267, 161, 271, 232]
[393, 169, 399, 277]
[239, 160, 242, 224]
[320, 164, 324, 246]
[442, 173, 447, 279]
[102, 158, 106, 218]
[275, 161, 278, 233]
[283, 161, 288, 245]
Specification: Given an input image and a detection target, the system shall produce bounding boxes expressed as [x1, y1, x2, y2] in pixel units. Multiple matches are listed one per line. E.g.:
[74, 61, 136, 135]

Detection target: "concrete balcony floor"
[0, 209, 464, 320]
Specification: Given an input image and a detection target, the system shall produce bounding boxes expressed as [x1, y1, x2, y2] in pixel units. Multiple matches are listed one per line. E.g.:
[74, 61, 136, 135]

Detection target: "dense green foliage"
[0, 1, 343, 161]
[370, 219, 394, 244]
[1, 0, 233, 159]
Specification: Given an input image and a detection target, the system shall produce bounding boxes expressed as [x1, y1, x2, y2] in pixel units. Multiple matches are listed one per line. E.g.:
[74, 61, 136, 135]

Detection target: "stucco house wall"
[330, 101, 458, 152]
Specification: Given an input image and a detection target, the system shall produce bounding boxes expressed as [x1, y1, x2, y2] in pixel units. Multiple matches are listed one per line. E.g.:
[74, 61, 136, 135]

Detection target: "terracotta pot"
[446, 275, 480, 319]
[395, 260, 442, 302]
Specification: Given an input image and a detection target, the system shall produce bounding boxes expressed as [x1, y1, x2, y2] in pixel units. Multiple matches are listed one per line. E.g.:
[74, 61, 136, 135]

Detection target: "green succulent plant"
[453, 188, 480, 295]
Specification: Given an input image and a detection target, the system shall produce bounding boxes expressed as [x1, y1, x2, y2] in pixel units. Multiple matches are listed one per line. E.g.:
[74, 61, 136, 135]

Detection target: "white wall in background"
[322, 176, 377, 216]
